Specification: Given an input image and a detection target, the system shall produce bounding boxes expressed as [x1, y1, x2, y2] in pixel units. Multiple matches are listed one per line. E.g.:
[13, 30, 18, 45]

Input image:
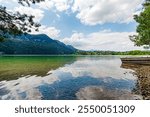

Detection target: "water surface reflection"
[0, 56, 142, 100]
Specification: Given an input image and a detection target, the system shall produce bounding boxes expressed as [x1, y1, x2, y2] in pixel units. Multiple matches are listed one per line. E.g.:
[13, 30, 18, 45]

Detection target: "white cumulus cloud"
[61, 31, 143, 51]
[36, 0, 54, 10]
[36, 0, 72, 11]
[14, 6, 44, 22]
[72, 0, 143, 25]
[31, 25, 60, 39]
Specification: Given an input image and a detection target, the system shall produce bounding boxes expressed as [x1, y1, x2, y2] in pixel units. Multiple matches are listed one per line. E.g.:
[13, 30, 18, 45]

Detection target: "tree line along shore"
[76, 50, 150, 55]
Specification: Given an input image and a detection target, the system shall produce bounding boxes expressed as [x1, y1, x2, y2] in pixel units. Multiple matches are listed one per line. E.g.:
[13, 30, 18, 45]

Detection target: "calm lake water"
[0, 56, 143, 100]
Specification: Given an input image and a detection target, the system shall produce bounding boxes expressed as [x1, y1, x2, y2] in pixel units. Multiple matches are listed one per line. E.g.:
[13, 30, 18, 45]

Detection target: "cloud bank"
[72, 0, 143, 25]
[62, 31, 143, 51]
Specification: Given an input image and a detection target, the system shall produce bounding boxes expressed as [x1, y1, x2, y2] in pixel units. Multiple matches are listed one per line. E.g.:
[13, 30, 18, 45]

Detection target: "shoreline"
[121, 57, 150, 65]
[121, 63, 150, 99]
[0, 54, 150, 56]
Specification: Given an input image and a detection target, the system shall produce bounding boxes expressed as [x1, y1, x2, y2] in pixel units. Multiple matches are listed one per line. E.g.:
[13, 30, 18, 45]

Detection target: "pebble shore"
[121, 63, 150, 100]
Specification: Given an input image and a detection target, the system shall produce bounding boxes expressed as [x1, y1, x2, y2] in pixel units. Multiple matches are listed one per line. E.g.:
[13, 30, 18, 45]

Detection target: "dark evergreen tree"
[0, 0, 44, 41]
[18, 0, 44, 6]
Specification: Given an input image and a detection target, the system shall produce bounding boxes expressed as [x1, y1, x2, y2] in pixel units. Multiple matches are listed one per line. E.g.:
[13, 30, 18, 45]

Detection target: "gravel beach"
[121, 63, 150, 99]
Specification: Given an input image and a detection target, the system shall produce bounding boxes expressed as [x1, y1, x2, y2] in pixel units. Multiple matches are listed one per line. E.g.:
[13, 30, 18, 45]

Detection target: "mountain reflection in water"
[0, 56, 76, 81]
[0, 56, 143, 100]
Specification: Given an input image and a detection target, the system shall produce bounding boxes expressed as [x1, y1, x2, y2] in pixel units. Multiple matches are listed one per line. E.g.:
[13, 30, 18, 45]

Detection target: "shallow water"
[0, 56, 142, 100]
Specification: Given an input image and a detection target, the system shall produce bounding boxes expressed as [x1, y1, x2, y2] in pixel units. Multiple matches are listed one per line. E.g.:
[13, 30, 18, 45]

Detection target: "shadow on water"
[0, 56, 76, 81]
[121, 63, 150, 99]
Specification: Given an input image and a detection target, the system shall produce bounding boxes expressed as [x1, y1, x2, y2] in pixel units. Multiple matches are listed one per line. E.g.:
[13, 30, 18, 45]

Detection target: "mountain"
[0, 34, 77, 55]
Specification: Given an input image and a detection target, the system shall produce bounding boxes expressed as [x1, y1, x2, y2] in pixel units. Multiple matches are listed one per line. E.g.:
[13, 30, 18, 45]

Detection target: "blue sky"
[0, 0, 145, 51]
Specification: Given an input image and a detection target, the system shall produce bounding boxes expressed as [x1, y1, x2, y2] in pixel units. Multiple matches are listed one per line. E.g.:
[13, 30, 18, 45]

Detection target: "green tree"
[130, 0, 150, 47]
[18, 0, 44, 6]
[0, 0, 44, 42]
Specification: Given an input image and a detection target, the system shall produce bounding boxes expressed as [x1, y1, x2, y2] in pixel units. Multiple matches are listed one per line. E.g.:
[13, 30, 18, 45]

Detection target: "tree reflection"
[0, 56, 76, 81]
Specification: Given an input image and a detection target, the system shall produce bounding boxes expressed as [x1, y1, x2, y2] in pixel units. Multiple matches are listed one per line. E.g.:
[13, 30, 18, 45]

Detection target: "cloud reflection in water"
[0, 56, 140, 100]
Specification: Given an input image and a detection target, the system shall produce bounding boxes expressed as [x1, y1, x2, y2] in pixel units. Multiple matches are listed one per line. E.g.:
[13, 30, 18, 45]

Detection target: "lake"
[0, 56, 147, 100]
